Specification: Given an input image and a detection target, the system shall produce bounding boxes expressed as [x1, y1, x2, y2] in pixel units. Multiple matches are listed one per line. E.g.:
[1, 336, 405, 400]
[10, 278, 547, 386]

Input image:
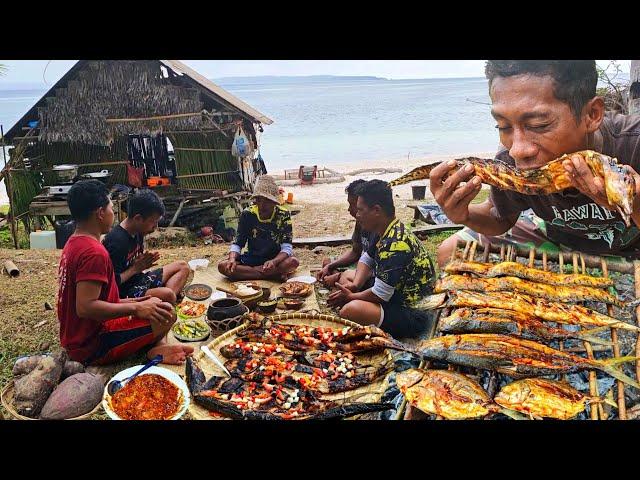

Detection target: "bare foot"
[148, 344, 195, 365]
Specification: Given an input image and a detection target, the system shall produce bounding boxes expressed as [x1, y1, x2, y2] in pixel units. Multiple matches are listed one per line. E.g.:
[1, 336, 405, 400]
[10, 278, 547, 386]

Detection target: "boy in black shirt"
[103, 190, 190, 304]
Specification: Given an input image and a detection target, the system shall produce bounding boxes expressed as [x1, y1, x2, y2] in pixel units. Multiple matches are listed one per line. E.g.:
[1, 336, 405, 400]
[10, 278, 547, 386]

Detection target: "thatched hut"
[0, 60, 273, 244]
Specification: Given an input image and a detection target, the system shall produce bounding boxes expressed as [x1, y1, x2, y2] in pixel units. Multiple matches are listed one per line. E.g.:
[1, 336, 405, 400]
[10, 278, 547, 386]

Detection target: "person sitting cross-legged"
[327, 180, 436, 339]
[218, 175, 299, 281]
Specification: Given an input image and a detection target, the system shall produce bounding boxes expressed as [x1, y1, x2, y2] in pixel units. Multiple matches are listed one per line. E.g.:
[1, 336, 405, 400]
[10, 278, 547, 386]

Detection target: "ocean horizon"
[0, 75, 500, 204]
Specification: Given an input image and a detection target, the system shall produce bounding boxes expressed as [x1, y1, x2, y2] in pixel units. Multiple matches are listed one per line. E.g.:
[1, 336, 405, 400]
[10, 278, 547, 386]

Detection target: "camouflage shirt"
[365, 218, 435, 306]
[233, 204, 293, 259]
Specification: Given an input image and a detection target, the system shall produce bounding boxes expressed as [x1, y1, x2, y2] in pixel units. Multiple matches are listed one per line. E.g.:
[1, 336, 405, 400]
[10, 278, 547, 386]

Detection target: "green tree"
[0, 64, 7, 76]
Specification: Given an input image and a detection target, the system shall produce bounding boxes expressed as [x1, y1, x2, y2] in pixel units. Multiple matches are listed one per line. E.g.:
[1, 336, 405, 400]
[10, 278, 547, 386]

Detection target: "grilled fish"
[435, 274, 623, 307]
[437, 290, 640, 332]
[388, 150, 635, 225]
[444, 260, 614, 288]
[438, 308, 613, 345]
[494, 378, 616, 420]
[186, 357, 393, 420]
[396, 369, 500, 419]
[417, 334, 640, 388]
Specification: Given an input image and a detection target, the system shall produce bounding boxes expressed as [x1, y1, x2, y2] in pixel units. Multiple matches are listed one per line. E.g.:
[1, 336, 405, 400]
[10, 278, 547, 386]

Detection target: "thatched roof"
[2, 60, 273, 145]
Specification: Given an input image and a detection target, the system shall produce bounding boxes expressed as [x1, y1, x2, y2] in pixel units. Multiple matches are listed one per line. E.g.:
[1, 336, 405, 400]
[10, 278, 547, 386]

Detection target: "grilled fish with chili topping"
[494, 378, 617, 420]
[438, 308, 613, 345]
[186, 357, 393, 420]
[435, 274, 623, 307]
[444, 260, 614, 288]
[416, 334, 640, 388]
[426, 290, 640, 331]
[388, 150, 635, 226]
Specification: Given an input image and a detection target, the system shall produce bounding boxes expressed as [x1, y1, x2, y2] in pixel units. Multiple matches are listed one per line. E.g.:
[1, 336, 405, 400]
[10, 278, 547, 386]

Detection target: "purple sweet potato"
[62, 361, 85, 379]
[12, 355, 48, 376]
[39, 373, 104, 420]
[13, 350, 67, 418]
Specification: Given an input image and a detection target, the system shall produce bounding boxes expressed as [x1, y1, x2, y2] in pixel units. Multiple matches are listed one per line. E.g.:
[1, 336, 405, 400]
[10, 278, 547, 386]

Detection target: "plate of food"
[279, 281, 313, 298]
[176, 300, 207, 319]
[172, 318, 211, 342]
[102, 366, 190, 420]
[185, 284, 213, 301]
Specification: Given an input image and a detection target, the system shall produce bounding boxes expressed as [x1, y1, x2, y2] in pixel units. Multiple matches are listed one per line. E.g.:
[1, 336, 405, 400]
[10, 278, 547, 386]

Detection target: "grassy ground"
[0, 188, 470, 418]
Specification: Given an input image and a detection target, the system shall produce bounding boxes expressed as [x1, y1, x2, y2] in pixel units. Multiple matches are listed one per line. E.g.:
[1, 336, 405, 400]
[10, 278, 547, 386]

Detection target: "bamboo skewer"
[602, 258, 626, 419]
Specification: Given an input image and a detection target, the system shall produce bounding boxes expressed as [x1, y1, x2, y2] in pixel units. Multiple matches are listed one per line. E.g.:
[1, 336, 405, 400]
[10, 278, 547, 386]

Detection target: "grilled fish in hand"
[436, 274, 623, 307]
[494, 378, 617, 420]
[438, 308, 613, 345]
[417, 334, 640, 388]
[444, 260, 614, 288]
[389, 150, 635, 225]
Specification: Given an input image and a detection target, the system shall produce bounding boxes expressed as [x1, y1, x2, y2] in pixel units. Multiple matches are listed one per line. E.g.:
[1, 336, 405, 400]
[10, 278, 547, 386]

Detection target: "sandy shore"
[279, 151, 494, 205]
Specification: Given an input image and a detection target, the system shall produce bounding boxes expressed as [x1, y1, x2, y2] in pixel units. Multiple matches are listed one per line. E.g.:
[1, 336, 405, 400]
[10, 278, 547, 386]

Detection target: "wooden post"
[1, 125, 18, 249]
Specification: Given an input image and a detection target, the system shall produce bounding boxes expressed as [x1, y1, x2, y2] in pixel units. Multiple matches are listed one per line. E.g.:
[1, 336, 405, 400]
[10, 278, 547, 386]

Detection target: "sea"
[0, 76, 499, 204]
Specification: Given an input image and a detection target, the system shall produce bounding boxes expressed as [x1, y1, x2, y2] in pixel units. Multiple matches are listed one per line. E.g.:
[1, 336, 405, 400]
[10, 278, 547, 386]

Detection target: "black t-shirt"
[351, 222, 379, 255]
[102, 225, 145, 296]
[490, 112, 640, 254]
[233, 204, 293, 260]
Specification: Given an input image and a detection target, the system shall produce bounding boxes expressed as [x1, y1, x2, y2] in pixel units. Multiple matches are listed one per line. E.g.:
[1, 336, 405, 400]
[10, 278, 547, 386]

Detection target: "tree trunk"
[630, 60, 640, 115]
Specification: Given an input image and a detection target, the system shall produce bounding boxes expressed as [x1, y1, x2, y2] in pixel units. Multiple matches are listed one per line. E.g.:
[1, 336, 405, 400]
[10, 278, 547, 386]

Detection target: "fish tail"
[388, 164, 439, 187]
[597, 356, 640, 389]
[575, 327, 614, 346]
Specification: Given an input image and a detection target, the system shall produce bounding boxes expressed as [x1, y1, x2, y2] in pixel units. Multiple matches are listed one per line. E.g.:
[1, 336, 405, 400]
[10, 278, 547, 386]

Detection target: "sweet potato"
[62, 361, 85, 379]
[39, 373, 104, 420]
[12, 355, 48, 376]
[13, 350, 67, 418]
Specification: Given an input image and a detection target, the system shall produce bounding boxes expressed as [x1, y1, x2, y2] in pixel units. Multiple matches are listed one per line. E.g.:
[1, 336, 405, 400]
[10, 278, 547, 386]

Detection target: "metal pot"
[207, 297, 247, 321]
[52, 164, 79, 183]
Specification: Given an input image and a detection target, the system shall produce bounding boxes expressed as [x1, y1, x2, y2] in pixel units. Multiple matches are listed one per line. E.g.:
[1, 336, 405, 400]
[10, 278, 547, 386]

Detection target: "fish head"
[494, 380, 532, 409]
[396, 369, 425, 392]
[600, 155, 635, 226]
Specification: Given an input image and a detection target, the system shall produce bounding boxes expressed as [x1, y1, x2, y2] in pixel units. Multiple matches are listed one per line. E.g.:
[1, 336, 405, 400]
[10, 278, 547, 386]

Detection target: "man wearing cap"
[218, 175, 299, 281]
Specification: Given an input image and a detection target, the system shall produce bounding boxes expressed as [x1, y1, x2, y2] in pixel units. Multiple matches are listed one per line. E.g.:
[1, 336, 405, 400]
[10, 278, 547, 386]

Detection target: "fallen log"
[3, 260, 20, 277]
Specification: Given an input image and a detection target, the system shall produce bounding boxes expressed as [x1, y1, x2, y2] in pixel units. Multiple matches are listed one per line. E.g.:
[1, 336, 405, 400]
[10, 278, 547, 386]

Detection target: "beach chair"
[298, 165, 318, 185]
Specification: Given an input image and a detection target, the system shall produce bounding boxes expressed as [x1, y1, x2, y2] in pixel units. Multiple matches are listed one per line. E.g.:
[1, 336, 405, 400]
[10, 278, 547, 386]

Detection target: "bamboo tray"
[187, 312, 394, 420]
[404, 239, 640, 420]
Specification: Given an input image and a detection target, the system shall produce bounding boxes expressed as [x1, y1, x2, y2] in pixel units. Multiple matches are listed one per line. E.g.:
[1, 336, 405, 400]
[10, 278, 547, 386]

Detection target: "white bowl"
[102, 365, 190, 420]
[188, 258, 210, 271]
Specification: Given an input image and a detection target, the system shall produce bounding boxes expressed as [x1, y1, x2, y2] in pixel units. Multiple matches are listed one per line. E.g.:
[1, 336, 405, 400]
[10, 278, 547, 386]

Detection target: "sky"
[0, 60, 632, 88]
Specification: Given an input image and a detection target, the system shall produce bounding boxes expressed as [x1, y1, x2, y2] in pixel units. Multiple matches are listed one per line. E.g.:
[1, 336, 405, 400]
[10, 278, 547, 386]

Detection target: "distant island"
[213, 75, 389, 85]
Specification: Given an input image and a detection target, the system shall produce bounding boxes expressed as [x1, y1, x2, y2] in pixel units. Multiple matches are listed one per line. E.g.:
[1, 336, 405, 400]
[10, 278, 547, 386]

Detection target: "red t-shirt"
[57, 234, 121, 362]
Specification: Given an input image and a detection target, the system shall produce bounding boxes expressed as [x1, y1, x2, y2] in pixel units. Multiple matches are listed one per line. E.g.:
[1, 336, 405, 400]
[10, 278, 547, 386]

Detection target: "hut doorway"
[126, 133, 176, 185]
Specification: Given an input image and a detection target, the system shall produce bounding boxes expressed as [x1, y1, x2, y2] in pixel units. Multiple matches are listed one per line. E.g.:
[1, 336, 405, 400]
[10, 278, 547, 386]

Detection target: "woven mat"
[161, 264, 321, 378]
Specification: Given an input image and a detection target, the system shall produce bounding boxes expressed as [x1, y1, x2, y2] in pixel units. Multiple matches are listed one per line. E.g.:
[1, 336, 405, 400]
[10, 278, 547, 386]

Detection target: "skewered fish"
[388, 150, 635, 225]
[444, 260, 614, 288]
[417, 334, 640, 388]
[435, 274, 623, 307]
[429, 290, 640, 331]
[494, 377, 616, 420]
[438, 308, 613, 345]
[396, 369, 501, 419]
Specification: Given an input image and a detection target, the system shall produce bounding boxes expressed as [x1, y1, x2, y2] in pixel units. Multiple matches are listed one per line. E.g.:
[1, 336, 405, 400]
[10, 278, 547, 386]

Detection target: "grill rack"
[400, 239, 640, 420]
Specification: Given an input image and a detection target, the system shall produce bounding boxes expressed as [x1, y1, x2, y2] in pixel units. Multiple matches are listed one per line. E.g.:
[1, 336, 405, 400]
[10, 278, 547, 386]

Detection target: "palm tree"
[0, 64, 7, 76]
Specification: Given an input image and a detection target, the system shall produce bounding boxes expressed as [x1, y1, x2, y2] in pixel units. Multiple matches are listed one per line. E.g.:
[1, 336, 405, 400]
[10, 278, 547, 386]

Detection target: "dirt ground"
[0, 161, 485, 419]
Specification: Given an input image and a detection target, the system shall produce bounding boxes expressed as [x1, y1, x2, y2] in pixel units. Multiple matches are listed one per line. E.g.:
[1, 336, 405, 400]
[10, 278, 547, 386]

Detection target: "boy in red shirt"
[57, 180, 193, 365]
